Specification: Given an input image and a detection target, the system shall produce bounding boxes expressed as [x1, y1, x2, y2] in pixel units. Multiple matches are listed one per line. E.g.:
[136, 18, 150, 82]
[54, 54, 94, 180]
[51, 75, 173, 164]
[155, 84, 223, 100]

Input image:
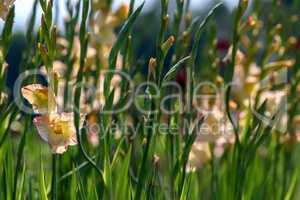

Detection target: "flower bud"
[185, 11, 192, 26]
[0, 91, 8, 104]
[10, 120, 24, 135]
[153, 154, 160, 166]
[162, 35, 175, 55]
[148, 57, 157, 76]
[241, 0, 249, 13]
[142, 137, 147, 146]
[115, 3, 129, 21]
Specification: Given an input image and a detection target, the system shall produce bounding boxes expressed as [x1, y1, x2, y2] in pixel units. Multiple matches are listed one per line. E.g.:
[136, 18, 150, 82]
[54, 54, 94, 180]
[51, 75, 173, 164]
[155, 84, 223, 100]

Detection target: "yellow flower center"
[35, 89, 49, 104]
[52, 123, 64, 135]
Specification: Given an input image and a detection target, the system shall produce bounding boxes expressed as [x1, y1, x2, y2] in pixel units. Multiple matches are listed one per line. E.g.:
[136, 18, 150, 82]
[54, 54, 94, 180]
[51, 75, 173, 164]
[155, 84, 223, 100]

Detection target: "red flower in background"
[216, 38, 230, 52]
[176, 68, 187, 89]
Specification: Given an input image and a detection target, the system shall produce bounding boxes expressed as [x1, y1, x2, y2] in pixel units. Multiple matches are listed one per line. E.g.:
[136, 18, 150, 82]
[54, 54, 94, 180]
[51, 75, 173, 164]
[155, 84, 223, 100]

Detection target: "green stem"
[51, 154, 57, 200]
[73, 0, 105, 189]
[225, 0, 244, 144]
[12, 118, 28, 200]
[134, 102, 155, 200]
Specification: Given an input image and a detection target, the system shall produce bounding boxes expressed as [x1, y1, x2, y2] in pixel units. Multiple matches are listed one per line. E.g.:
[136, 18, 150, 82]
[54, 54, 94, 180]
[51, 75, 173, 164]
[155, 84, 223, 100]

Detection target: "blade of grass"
[17, 162, 26, 200]
[12, 118, 29, 200]
[40, 157, 49, 200]
[51, 155, 57, 200]
[162, 56, 191, 82]
[284, 172, 298, 200]
[104, 2, 144, 97]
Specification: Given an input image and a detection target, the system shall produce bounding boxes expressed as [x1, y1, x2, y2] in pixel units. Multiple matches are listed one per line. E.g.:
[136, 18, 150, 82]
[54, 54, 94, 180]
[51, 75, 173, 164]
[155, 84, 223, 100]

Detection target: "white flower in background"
[91, 3, 129, 48]
[187, 142, 211, 172]
[187, 106, 235, 171]
[0, 0, 15, 20]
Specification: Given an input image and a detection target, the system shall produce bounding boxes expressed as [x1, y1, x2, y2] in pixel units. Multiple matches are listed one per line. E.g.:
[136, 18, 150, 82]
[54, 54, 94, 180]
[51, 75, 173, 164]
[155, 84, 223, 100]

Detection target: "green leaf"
[191, 2, 223, 65]
[0, 113, 12, 147]
[163, 56, 190, 82]
[59, 155, 98, 182]
[104, 2, 144, 97]
[12, 118, 28, 200]
[39, 158, 48, 200]
[224, 1, 244, 84]
[109, 2, 144, 68]
[284, 172, 298, 200]
[103, 88, 115, 112]
[75, 164, 87, 200]
[1, 5, 15, 57]
[4, 140, 14, 200]
[103, 139, 112, 198]
[179, 173, 191, 200]
[115, 147, 132, 200]
[17, 163, 26, 200]
[39, 0, 47, 12]
[176, 116, 205, 196]
[45, 0, 53, 27]
[111, 139, 125, 169]
[70, 165, 77, 200]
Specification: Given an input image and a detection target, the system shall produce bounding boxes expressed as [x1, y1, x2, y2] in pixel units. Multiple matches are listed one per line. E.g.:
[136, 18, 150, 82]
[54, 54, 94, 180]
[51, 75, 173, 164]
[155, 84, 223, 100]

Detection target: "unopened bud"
[38, 43, 47, 54]
[38, 43, 51, 69]
[163, 14, 169, 23]
[10, 121, 24, 134]
[162, 35, 175, 55]
[142, 138, 147, 146]
[185, 11, 192, 26]
[148, 57, 157, 75]
[153, 154, 160, 166]
[162, 14, 169, 31]
[1, 62, 8, 76]
[241, 0, 249, 13]
[0, 91, 8, 104]
[115, 3, 129, 20]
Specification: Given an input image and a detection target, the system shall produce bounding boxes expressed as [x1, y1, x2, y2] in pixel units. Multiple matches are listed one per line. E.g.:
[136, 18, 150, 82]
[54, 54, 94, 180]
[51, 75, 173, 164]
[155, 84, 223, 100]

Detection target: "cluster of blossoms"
[20, 1, 129, 153]
[21, 84, 85, 153]
[4, 0, 299, 172]
[186, 15, 296, 171]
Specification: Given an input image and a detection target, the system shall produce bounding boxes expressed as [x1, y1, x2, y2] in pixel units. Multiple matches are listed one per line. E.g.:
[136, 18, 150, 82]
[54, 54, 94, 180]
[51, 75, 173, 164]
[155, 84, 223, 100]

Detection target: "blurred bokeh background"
[2, 0, 299, 91]
[10, 0, 239, 31]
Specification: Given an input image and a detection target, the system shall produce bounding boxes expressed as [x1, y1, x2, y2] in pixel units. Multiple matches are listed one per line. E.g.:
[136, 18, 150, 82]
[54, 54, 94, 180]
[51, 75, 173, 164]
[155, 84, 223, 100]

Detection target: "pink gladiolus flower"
[33, 113, 85, 154]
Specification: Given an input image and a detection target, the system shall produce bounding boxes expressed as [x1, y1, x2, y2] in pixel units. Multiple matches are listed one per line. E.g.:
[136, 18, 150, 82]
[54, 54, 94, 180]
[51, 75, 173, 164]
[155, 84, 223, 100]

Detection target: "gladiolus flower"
[21, 84, 57, 114]
[33, 113, 85, 154]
